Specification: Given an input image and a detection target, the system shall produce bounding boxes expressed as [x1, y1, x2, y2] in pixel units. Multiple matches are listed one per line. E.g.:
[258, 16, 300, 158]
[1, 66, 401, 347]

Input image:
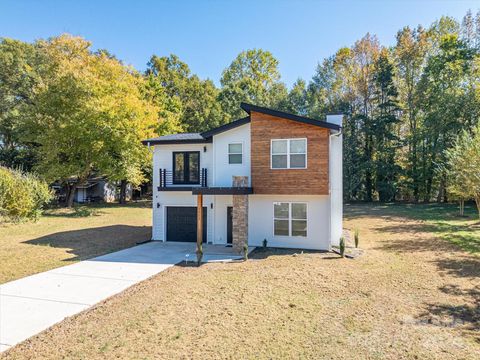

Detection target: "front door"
[227, 206, 233, 244]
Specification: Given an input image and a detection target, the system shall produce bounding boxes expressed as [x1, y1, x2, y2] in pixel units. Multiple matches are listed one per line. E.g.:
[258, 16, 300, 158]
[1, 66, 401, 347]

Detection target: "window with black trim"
[273, 202, 307, 237]
[271, 139, 307, 169]
[228, 143, 243, 164]
[173, 151, 200, 184]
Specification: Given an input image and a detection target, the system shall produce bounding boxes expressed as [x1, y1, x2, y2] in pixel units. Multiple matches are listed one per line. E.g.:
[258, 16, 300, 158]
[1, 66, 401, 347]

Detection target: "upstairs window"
[271, 139, 307, 169]
[228, 143, 243, 164]
[173, 151, 200, 184]
[273, 202, 307, 237]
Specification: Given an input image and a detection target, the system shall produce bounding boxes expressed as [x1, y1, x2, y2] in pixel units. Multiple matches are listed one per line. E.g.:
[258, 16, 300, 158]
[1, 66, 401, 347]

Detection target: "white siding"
[212, 123, 251, 187]
[248, 195, 331, 250]
[212, 195, 233, 244]
[329, 132, 343, 246]
[152, 191, 214, 242]
[152, 143, 213, 241]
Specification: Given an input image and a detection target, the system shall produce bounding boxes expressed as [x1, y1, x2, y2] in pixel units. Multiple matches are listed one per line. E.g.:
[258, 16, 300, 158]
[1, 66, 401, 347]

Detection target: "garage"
[166, 206, 207, 242]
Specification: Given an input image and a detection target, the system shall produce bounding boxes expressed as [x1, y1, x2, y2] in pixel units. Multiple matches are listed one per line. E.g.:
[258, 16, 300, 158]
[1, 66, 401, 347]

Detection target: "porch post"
[196, 193, 203, 264]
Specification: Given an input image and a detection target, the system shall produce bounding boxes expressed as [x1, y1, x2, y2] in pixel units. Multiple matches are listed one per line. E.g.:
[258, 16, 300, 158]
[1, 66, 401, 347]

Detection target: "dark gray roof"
[142, 133, 211, 145]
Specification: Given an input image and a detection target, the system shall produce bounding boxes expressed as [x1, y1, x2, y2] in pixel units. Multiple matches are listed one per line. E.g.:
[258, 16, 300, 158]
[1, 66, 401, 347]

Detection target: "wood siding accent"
[250, 111, 329, 195]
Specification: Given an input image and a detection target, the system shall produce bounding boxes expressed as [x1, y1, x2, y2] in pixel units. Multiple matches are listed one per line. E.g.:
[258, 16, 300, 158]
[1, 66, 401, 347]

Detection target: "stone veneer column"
[232, 176, 249, 253]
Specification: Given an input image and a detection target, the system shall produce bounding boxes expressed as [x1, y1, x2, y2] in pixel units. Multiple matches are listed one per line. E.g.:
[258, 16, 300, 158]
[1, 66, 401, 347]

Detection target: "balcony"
[158, 168, 208, 191]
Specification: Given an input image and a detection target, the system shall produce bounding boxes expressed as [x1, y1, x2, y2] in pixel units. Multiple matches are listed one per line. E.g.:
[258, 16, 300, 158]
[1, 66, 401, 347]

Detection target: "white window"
[228, 143, 243, 164]
[271, 138, 307, 169]
[273, 202, 307, 237]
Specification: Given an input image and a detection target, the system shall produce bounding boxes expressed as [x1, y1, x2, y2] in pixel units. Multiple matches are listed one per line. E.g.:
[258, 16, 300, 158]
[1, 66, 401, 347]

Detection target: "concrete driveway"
[0, 241, 248, 352]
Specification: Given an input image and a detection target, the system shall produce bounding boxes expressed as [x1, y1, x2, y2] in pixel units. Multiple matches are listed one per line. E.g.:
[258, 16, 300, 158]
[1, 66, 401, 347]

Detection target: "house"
[52, 177, 133, 204]
[142, 103, 342, 251]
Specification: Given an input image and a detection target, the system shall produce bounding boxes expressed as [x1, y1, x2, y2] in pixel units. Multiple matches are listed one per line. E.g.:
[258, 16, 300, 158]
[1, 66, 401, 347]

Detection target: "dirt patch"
[2, 203, 480, 359]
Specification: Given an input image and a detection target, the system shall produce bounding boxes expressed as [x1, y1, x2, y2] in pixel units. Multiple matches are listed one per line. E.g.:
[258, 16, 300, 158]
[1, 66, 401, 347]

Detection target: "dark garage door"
[166, 206, 207, 242]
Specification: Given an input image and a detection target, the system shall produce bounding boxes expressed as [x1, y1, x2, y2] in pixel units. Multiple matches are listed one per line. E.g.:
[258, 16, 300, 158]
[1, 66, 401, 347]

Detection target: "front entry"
[227, 206, 233, 244]
[166, 206, 207, 242]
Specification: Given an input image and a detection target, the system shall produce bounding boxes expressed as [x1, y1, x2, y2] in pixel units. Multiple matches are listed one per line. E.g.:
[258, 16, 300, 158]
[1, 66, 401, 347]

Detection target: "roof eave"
[200, 116, 251, 138]
[240, 102, 341, 131]
[141, 138, 212, 146]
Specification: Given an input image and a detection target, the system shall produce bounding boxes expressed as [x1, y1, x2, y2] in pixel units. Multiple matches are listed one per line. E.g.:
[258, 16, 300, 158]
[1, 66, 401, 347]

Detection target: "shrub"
[243, 244, 249, 260]
[339, 237, 345, 258]
[262, 238, 268, 248]
[354, 229, 359, 248]
[0, 166, 53, 222]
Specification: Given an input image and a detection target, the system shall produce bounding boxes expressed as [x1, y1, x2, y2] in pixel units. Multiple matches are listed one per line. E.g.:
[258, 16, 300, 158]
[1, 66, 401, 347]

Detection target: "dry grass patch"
[0, 202, 151, 284]
[2, 203, 479, 359]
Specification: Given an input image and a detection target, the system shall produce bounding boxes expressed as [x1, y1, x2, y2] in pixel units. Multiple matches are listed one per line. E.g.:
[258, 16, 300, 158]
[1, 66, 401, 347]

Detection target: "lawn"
[2, 202, 479, 359]
[0, 202, 152, 284]
[348, 201, 480, 254]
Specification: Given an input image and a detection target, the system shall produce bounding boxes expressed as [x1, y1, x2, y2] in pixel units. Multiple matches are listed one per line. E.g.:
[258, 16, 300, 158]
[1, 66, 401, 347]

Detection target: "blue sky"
[0, 0, 478, 88]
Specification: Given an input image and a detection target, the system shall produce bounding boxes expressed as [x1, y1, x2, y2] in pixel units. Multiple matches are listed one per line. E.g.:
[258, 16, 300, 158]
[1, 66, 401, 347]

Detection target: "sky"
[0, 0, 478, 88]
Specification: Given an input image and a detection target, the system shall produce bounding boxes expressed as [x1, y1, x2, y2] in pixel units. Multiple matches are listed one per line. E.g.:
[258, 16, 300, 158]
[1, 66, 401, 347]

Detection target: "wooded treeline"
[1, 11, 479, 205]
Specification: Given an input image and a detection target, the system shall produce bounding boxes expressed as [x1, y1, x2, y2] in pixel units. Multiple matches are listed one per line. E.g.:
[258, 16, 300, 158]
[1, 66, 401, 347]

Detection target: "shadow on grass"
[23, 225, 151, 262]
[346, 203, 480, 254]
[44, 201, 152, 218]
[348, 203, 480, 335]
[417, 284, 480, 337]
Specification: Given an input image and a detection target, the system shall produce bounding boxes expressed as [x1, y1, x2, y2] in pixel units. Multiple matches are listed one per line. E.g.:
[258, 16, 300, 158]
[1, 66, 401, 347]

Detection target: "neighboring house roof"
[240, 103, 342, 131]
[142, 104, 341, 145]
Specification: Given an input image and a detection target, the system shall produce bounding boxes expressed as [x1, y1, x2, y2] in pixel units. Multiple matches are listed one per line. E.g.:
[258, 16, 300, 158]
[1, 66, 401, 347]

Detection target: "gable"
[250, 111, 329, 195]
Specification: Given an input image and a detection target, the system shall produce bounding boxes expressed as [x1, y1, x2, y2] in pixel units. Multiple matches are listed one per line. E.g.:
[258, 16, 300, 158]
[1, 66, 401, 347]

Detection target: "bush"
[0, 166, 53, 222]
[339, 237, 345, 258]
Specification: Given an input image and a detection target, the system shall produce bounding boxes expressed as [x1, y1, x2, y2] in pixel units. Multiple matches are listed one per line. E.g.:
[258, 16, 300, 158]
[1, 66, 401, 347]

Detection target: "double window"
[273, 202, 307, 237]
[228, 143, 243, 164]
[173, 151, 200, 184]
[271, 139, 307, 169]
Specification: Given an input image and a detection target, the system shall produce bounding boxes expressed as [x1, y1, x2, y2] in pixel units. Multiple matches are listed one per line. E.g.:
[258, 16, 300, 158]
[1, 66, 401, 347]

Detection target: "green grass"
[0, 201, 152, 284]
[346, 202, 480, 254]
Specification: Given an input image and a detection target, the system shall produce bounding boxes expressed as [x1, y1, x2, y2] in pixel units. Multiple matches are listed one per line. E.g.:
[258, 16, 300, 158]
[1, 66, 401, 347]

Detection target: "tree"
[28, 35, 160, 206]
[394, 26, 429, 201]
[146, 54, 224, 132]
[372, 49, 401, 201]
[0, 38, 38, 170]
[219, 49, 287, 119]
[418, 33, 474, 202]
[278, 79, 308, 115]
[445, 122, 480, 218]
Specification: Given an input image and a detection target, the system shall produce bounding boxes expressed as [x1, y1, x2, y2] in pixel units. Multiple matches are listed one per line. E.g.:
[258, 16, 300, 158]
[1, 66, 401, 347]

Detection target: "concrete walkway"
[0, 242, 249, 352]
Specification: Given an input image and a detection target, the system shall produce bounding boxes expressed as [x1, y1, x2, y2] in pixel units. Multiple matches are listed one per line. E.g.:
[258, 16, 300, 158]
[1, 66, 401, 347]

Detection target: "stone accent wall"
[250, 111, 330, 195]
[232, 176, 249, 253]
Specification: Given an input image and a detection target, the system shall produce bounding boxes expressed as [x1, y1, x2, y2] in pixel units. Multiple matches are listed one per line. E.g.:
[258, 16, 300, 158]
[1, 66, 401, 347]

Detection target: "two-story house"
[142, 103, 342, 251]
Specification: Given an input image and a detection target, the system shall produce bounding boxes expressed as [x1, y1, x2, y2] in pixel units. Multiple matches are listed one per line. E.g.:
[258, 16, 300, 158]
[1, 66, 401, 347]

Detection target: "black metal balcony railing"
[159, 168, 207, 189]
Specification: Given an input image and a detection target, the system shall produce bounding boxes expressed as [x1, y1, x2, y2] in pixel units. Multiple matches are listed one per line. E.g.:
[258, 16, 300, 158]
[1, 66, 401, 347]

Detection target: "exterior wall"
[152, 143, 213, 241]
[250, 111, 329, 195]
[329, 131, 343, 246]
[248, 195, 331, 250]
[212, 123, 251, 187]
[75, 188, 87, 203]
[212, 195, 233, 244]
[152, 191, 214, 242]
[152, 143, 213, 189]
